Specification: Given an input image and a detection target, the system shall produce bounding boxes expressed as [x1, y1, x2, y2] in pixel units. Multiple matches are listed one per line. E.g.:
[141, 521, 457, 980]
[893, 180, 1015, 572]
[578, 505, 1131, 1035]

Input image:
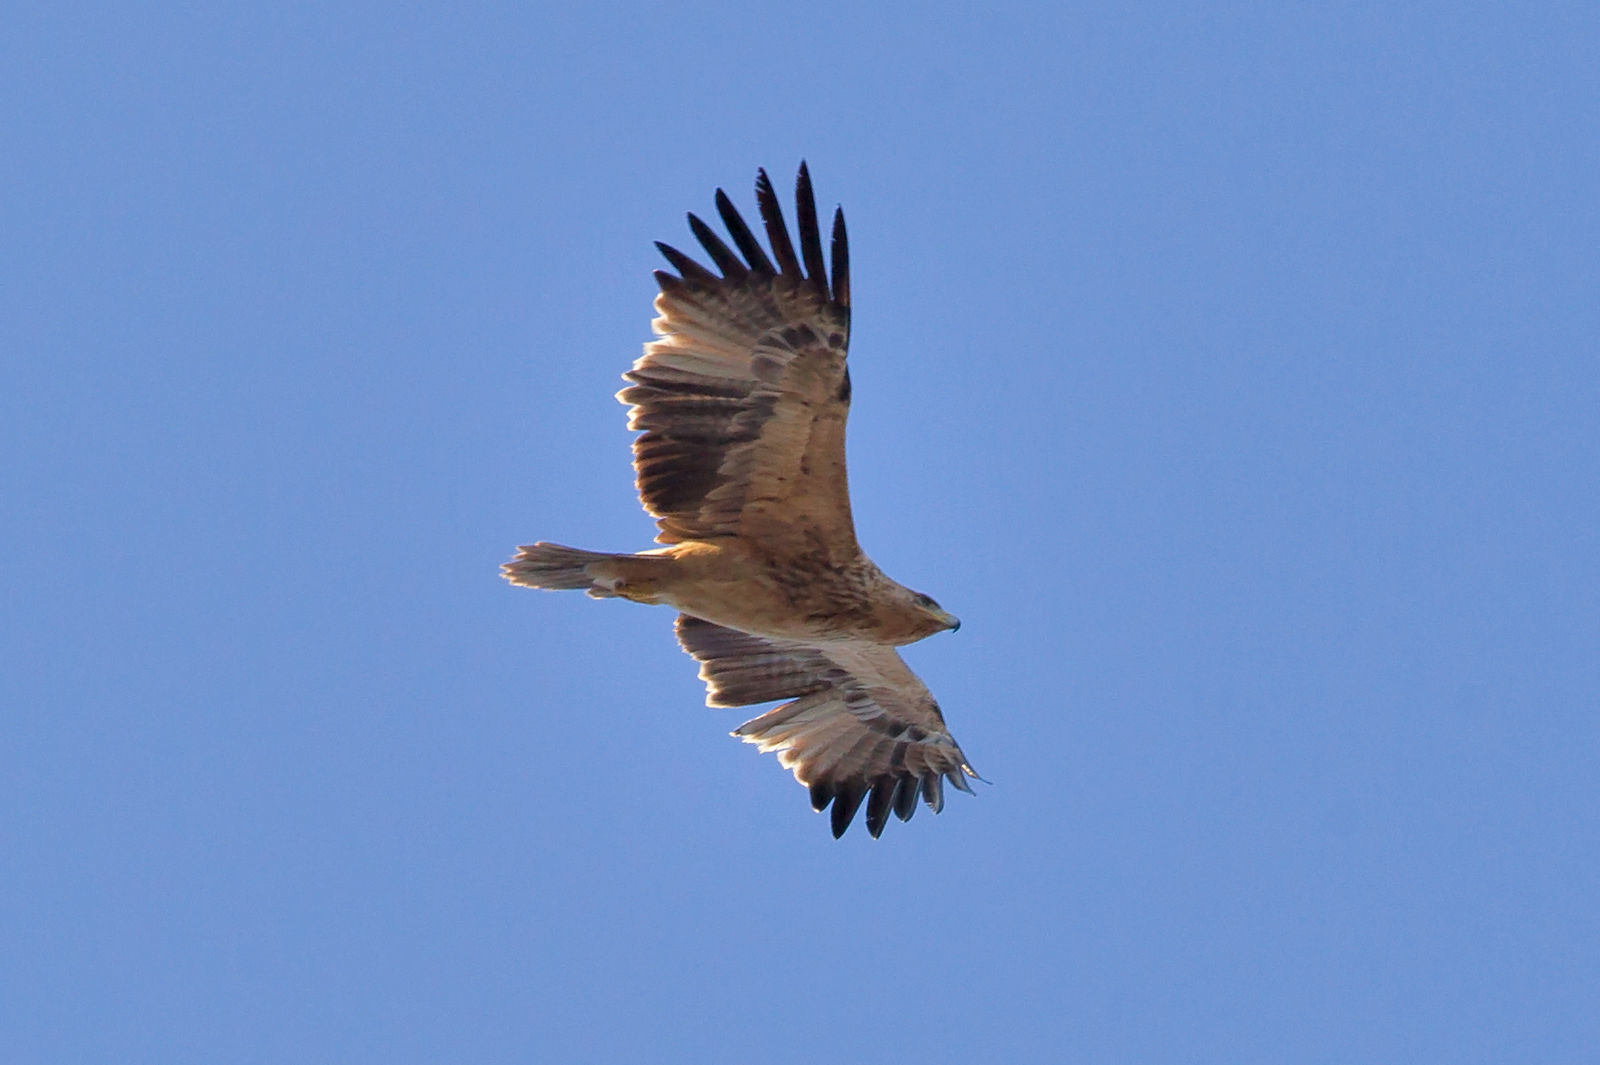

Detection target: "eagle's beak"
[938, 610, 961, 633]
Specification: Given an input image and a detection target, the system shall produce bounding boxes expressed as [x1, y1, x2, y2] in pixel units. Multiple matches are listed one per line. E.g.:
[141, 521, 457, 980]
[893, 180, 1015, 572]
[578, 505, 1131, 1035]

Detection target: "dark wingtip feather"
[755, 168, 800, 278]
[686, 212, 745, 278]
[655, 241, 713, 282]
[891, 775, 919, 822]
[864, 776, 895, 838]
[809, 779, 835, 813]
[715, 188, 775, 276]
[794, 162, 828, 296]
[830, 780, 866, 838]
[830, 206, 850, 307]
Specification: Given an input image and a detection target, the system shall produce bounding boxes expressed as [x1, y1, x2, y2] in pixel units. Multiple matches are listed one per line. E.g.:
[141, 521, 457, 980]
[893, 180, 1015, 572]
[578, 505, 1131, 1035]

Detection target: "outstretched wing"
[617, 164, 856, 548]
[675, 615, 978, 838]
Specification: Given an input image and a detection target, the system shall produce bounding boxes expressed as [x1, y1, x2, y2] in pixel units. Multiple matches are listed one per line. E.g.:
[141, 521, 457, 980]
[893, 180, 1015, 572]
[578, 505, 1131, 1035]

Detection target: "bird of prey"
[504, 164, 978, 837]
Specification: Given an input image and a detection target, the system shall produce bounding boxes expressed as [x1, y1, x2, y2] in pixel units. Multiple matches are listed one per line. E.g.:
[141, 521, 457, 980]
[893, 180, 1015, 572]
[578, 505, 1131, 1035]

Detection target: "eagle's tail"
[501, 542, 663, 600]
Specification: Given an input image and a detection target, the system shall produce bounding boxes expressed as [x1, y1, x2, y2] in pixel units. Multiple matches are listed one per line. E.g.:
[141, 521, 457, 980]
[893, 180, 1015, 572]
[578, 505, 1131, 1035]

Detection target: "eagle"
[504, 164, 979, 837]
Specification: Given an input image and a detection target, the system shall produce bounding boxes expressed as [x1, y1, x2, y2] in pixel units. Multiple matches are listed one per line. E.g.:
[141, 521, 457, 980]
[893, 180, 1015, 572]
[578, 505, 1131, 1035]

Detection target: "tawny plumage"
[504, 164, 977, 837]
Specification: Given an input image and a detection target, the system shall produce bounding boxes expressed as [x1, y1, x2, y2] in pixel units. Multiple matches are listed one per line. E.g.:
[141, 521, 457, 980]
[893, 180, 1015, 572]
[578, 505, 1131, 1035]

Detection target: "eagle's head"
[905, 590, 961, 640]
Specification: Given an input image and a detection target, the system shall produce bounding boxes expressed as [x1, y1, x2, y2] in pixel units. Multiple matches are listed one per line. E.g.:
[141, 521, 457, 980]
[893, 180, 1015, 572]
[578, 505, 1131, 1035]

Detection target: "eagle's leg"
[586, 555, 671, 604]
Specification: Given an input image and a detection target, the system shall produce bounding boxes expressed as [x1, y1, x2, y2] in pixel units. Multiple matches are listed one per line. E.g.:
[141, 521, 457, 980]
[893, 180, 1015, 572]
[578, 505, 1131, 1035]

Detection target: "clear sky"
[5, 3, 1597, 1062]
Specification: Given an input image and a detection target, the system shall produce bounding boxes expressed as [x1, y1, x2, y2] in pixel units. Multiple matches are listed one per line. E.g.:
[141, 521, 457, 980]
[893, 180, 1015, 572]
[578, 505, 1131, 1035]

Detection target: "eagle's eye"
[913, 593, 936, 609]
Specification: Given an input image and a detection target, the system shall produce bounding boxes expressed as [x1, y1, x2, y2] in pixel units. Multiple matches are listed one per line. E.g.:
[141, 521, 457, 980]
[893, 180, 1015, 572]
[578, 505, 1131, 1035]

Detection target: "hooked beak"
[936, 609, 961, 633]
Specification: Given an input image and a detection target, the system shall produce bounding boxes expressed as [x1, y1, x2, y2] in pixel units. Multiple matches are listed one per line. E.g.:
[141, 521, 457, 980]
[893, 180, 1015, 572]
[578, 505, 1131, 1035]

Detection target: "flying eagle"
[504, 164, 978, 837]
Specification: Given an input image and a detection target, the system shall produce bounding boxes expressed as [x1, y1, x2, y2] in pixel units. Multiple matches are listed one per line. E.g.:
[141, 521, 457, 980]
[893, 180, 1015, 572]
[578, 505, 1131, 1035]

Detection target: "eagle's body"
[517, 539, 947, 647]
[505, 165, 977, 837]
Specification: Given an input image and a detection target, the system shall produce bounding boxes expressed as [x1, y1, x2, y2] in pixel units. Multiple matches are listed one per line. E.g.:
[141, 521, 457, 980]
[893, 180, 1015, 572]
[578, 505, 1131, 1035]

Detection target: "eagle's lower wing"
[617, 164, 855, 549]
[675, 615, 978, 838]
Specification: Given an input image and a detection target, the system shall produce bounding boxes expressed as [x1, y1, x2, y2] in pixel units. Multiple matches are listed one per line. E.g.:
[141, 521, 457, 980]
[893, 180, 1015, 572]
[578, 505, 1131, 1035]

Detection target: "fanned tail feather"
[502, 542, 623, 594]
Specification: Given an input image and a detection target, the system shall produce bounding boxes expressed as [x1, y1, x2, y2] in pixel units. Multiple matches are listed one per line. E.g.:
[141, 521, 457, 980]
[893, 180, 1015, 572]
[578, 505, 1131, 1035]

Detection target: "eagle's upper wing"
[675, 614, 978, 838]
[617, 164, 855, 548]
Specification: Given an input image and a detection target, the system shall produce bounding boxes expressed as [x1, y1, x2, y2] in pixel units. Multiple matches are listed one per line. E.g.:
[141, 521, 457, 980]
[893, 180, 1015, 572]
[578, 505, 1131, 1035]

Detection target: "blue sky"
[4, 3, 1597, 1062]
